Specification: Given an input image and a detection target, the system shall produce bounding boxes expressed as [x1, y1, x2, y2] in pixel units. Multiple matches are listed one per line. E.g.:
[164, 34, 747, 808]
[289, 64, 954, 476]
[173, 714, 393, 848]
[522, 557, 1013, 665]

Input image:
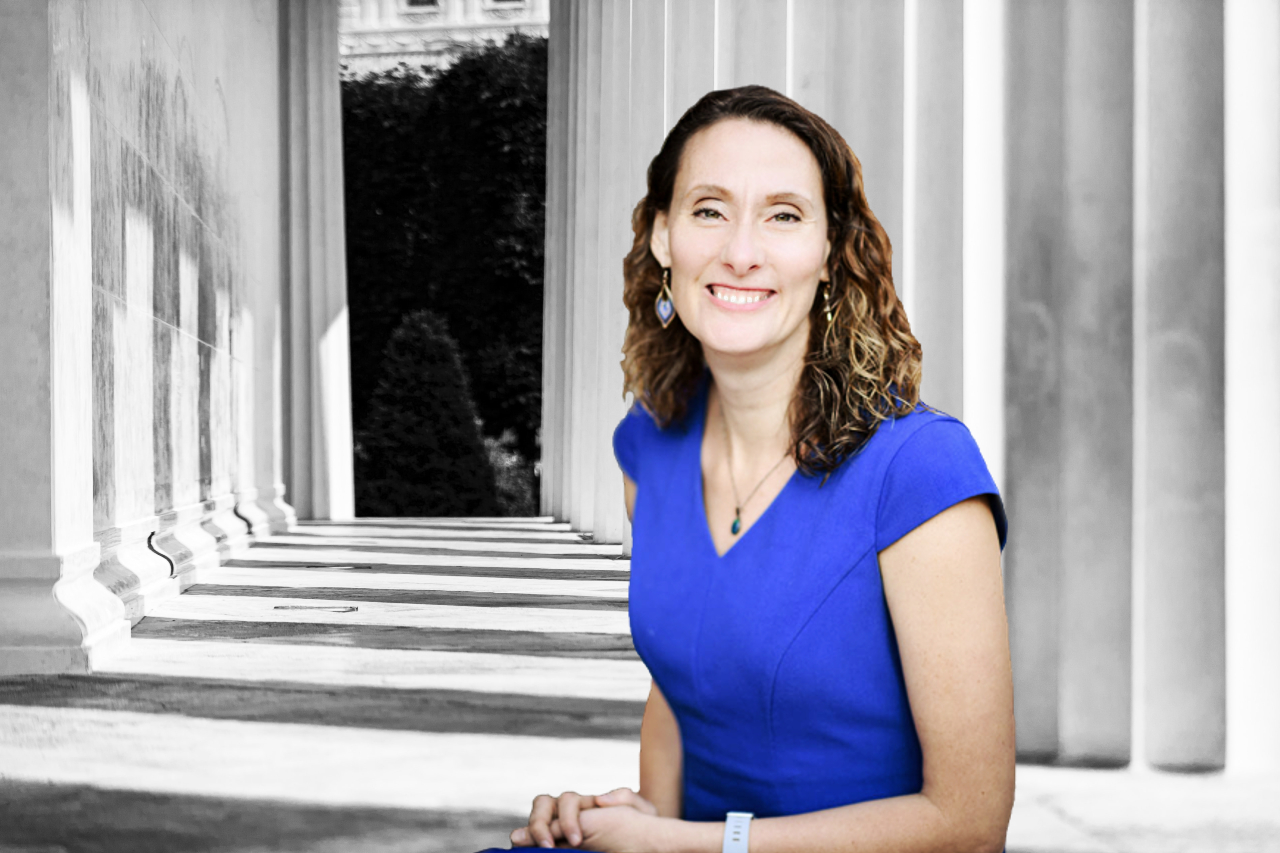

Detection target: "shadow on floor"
[0, 780, 518, 853]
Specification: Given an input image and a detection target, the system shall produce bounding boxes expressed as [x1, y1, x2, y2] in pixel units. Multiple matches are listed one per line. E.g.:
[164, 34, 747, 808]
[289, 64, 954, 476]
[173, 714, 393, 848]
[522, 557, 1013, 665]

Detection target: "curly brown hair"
[620, 85, 925, 480]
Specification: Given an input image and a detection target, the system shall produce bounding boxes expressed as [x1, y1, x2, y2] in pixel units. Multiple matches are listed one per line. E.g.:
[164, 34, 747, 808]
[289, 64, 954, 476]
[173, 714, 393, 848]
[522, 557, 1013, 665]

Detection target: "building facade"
[338, 0, 550, 73]
[538, 0, 1280, 776]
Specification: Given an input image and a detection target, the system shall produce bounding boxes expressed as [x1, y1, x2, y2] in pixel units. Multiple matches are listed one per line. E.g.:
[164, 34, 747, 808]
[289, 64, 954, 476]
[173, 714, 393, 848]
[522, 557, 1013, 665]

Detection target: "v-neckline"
[693, 373, 801, 561]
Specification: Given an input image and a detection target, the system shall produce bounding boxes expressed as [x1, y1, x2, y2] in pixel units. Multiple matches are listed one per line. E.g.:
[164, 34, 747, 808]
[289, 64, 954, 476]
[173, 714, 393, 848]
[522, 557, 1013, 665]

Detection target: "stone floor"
[1, 519, 1276, 853]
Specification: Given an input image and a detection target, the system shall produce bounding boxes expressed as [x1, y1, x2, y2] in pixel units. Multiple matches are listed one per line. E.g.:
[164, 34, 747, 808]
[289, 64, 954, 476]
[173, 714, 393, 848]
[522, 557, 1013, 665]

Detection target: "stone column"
[240, 2, 297, 537]
[282, 0, 355, 521]
[564, 0, 600, 534]
[545, 0, 986, 548]
[1136, 0, 1226, 771]
[1004, 0, 1135, 766]
[962, 0, 1005, 493]
[666, 0, 715, 122]
[0, 0, 130, 674]
[1055, 1, 1135, 766]
[588, 0, 634, 546]
[1223, 0, 1280, 776]
[792, 0, 904, 260]
[616, 0, 669, 556]
[539, 0, 571, 521]
[902, 0, 964, 417]
[714, 0, 788, 93]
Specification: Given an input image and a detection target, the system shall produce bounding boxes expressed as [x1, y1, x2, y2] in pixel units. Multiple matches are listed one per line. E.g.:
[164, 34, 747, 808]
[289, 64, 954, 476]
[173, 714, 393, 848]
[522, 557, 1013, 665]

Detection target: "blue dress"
[613, 369, 1007, 821]
[477, 370, 1007, 851]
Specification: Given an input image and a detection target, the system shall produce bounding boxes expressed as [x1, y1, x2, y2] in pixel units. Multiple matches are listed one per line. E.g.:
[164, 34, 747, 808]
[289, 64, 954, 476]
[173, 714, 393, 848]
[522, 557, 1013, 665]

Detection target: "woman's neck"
[703, 339, 806, 468]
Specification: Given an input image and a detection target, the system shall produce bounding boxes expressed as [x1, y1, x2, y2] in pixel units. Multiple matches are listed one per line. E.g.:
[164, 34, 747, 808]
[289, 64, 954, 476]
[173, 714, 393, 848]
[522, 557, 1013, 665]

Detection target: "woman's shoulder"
[612, 397, 693, 484]
[845, 401, 969, 462]
[613, 374, 710, 483]
[864, 402, 1008, 551]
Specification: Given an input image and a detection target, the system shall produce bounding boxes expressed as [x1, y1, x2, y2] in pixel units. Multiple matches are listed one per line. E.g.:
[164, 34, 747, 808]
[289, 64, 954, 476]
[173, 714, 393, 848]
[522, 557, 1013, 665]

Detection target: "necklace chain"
[719, 399, 790, 536]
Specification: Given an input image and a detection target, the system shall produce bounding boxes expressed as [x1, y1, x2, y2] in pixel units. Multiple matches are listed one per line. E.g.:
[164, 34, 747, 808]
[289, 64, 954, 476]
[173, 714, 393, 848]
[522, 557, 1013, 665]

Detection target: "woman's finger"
[595, 787, 659, 816]
[557, 792, 594, 847]
[527, 793, 558, 848]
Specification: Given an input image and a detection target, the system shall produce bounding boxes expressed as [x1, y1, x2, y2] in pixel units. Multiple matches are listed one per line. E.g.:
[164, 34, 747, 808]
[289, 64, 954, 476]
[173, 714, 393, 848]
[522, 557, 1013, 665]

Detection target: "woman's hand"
[510, 787, 660, 850]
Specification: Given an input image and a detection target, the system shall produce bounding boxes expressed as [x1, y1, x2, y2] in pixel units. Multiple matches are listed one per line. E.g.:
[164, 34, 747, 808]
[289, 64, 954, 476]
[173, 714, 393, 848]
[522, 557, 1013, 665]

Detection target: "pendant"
[731, 512, 742, 535]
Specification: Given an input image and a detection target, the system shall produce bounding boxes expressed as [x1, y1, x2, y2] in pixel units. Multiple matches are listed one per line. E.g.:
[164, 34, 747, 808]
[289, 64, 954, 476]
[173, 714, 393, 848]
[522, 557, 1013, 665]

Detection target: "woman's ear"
[650, 211, 672, 268]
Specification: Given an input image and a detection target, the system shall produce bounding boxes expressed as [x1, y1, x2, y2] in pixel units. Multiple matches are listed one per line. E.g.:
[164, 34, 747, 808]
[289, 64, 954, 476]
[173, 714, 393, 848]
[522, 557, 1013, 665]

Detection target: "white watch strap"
[722, 811, 754, 853]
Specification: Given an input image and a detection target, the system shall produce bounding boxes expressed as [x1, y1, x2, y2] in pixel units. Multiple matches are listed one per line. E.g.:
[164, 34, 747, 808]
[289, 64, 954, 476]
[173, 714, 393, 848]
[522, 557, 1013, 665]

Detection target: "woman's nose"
[719, 218, 764, 275]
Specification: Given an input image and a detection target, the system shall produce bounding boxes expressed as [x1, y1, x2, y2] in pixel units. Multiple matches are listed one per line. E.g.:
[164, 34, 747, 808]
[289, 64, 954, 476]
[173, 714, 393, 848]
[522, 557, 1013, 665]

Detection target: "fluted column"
[1005, 0, 1135, 764]
[587, 0, 635, 545]
[0, 0, 130, 674]
[539, 0, 570, 521]
[715, 0, 788, 93]
[792, 0, 904, 262]
[282, 0, 355, 521]
[239, 4, 297, 538]
[543, 0, 651, 544]
[544, 0, 997, 547]
[1136, 0, 1226, 771]
[902, 0, 964, 417]
[564, 0, 601, 534]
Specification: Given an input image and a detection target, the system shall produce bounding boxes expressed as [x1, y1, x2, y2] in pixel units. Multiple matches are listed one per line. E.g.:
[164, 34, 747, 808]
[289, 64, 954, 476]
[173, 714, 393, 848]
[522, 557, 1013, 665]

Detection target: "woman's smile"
[706, 283, 777, 310]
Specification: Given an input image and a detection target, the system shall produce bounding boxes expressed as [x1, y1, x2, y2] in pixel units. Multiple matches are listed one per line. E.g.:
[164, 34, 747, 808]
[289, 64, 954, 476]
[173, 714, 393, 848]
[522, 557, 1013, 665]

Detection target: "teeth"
[712, 286, 770, 304]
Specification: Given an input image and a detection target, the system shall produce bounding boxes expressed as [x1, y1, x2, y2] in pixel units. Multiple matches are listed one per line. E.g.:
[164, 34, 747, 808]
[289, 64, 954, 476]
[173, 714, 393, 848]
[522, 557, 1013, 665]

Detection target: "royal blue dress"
[478, 370, 1007, 851]
[615, 369, 1007, 821]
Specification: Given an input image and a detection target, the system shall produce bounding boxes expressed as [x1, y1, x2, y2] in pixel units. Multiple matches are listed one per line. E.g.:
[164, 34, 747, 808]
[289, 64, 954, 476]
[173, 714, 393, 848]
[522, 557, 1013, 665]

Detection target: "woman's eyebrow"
[685, 184, 813, 208]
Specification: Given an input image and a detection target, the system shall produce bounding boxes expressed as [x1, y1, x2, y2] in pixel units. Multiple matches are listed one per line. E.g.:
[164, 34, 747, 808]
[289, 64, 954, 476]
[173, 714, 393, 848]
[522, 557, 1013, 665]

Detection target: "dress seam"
[766, 542, 876, 799]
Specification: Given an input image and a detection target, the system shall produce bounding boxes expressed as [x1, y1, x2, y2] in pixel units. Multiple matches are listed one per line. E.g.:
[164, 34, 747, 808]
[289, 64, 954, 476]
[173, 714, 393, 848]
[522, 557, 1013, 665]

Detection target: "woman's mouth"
[707, 284, 776, 310]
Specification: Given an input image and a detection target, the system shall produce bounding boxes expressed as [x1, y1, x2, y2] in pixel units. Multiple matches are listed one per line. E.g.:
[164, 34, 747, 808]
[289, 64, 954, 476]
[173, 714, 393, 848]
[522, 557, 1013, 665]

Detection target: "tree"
[354, 310, 500, 517]
[341, 36, 547, 463]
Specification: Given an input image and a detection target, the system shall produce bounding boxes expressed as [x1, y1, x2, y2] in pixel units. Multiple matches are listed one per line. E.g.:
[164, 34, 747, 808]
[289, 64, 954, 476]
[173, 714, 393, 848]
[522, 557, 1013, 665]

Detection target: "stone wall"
[80, 0, 289, 621]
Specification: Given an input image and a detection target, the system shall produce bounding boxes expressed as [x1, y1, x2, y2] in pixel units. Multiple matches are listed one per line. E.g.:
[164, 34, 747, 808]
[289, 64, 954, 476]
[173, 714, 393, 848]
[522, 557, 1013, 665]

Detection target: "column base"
[0, 543, 130, 676]
[202, 493, 253, 559]
[93, 514, 183, 625]
[233, 485, 296, 538]
[250, 484, 298, 535]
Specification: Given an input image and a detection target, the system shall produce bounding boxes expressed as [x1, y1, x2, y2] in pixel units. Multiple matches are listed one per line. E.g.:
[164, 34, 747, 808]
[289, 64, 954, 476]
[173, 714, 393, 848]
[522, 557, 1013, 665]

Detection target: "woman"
[506, 85, 1013, 853]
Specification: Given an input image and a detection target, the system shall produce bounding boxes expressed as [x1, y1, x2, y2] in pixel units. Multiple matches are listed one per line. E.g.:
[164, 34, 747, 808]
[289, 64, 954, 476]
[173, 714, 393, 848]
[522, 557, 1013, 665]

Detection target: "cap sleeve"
[612, 404, 646, 483]
[875, 418, 1009, 552]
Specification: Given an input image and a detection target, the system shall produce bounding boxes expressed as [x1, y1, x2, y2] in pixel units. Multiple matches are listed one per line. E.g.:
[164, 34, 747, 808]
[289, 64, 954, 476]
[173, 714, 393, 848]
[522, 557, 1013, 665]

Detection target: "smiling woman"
[501, 85, 1014, 853]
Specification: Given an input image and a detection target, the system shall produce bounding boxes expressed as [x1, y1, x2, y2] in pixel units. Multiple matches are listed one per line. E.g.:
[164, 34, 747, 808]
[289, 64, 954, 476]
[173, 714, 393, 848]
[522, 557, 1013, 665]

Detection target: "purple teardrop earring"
[655, 267, 676, 328]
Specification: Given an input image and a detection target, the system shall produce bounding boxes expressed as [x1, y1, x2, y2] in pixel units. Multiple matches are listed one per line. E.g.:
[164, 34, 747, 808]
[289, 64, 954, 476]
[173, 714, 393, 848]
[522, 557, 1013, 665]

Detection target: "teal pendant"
[731, 515, 742, 535]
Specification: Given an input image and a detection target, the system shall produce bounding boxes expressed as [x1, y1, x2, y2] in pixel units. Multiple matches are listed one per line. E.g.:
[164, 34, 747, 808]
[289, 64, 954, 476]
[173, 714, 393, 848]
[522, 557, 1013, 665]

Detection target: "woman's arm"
[624, 472, 685, 820]
[640, 678, 684, 819]
[658, 496, 1014, 853]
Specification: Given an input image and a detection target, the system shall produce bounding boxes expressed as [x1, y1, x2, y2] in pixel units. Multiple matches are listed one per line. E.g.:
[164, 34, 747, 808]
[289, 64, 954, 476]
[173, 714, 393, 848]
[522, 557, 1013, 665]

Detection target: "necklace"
[719, 402, 791, 536]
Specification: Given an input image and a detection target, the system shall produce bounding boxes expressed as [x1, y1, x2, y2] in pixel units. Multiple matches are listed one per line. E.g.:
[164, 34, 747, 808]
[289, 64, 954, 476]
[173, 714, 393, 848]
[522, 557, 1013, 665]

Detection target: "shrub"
[354, 310, 500, 517]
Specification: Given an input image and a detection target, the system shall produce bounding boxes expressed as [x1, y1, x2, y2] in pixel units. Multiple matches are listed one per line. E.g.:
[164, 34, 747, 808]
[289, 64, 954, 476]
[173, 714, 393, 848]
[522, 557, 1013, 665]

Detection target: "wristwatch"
[722, 811, 754, 853]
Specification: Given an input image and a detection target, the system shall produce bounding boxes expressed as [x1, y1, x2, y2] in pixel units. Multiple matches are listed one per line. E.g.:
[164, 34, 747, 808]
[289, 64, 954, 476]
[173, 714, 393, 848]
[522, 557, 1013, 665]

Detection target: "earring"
[822, 283, 834, 323]
[655, 267, 676, 328]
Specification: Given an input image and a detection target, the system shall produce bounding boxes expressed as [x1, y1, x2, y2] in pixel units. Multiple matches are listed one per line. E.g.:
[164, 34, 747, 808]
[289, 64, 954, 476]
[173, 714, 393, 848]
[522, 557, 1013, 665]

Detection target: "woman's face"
[650, 118, 831, 362]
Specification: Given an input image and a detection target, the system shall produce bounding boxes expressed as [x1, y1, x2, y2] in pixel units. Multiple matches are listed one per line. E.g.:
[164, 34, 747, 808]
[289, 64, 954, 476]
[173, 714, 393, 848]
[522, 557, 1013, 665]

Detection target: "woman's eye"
[692, 207, 724, 220]
[772, 212, 801, 223]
